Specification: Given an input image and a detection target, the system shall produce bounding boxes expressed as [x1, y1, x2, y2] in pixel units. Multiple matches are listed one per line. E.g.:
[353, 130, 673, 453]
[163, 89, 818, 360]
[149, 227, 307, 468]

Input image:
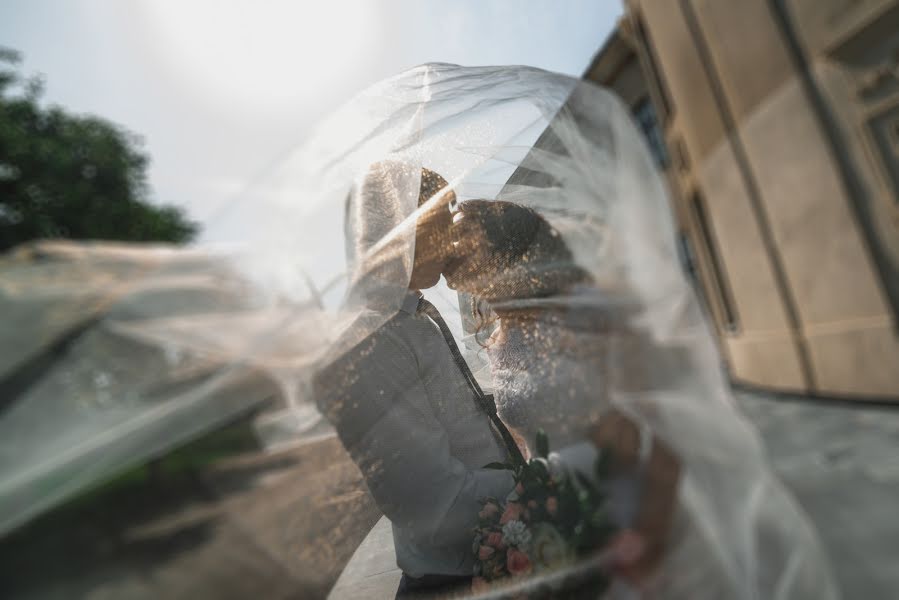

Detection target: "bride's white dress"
[487, 292, 838, 599]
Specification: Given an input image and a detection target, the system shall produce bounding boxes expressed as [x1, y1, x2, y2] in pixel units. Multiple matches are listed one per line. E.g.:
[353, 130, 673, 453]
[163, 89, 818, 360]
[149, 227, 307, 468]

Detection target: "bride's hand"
[589, 410, 681, 585]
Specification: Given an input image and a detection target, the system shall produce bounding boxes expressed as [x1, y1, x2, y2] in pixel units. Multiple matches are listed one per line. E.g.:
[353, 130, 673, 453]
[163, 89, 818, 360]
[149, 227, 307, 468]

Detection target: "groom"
[315, 163, 515, 597]
[318, 163, 679, 596]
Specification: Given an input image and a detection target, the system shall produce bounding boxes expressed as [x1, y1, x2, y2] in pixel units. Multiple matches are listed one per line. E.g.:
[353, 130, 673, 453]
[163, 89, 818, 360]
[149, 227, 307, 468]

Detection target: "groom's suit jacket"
[314, 291, 514, 577]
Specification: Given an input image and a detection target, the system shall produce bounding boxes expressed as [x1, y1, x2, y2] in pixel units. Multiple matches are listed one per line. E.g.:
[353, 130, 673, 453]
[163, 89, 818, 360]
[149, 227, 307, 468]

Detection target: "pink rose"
[486, 531, 505, 549]
[500, 501, 525, 524]
[479, 501, 500, 520]
[471, 577, 490, 594]
[478, 545, 496, 560]
[546, 496, 558, 516]
[506, 548, 532, 576]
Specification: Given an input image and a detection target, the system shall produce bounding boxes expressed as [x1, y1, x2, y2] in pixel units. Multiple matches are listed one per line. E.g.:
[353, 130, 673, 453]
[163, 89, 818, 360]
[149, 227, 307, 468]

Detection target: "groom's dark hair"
[418, 168, 452, 208]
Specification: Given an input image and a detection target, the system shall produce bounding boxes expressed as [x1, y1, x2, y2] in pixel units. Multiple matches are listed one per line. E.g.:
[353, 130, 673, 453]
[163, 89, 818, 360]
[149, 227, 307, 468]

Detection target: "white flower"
[547, 452, 567, 481]
[528, 523, 573, 571]
[502, 519, 532, 551]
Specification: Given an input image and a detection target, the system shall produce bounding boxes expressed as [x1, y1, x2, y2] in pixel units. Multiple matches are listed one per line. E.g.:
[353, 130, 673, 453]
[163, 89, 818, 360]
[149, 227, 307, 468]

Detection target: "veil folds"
[0, 64, 836, 598]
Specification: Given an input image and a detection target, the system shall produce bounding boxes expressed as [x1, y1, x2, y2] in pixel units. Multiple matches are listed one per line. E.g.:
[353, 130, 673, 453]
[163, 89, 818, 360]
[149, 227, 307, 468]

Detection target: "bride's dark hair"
[455, 200, 591, 339]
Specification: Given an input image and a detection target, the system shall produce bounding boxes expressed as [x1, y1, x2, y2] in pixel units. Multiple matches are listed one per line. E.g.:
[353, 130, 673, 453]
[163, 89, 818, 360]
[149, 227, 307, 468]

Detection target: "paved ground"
[0, 434, 381, 600]
[1, 389, 896, 599]
[734, 389, 899, 599]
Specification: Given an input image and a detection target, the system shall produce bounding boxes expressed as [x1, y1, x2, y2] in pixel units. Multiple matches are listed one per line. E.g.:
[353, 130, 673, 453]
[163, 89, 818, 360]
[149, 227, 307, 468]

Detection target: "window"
[869, 105, 899, 204]
[633, 97, 670, 168]
[677, 232, 697, 281]
[634, 17, 673, 121]
[691, 191, 739, 332]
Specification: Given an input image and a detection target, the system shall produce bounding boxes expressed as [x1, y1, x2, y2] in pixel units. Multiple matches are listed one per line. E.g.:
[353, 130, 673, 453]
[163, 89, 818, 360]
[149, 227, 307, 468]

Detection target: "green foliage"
[535, 429, 549, 459]
[481, 429, 616, 556]
[0, 48, 197, 251]
[474, 429, 616, 595]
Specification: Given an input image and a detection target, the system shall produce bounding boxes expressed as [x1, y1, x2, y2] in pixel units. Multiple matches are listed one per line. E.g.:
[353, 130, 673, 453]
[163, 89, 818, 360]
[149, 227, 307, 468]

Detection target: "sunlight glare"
[138, 0, 375, 113]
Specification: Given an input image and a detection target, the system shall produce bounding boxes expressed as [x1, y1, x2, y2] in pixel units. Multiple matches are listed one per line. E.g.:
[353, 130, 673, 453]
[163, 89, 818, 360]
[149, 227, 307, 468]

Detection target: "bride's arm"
[315, 330, 514, 550]
[589, 410, 680, 582]
[546, 410, 681, 582]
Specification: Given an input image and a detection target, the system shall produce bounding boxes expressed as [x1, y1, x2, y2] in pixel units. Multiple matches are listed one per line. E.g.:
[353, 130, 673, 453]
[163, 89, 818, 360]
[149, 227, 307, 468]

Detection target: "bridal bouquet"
[471, 430, 616, 593]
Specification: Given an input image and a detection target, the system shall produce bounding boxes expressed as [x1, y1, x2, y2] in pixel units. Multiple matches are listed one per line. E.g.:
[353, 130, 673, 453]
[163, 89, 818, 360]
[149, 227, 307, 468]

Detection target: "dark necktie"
[417, 297, 526, 467]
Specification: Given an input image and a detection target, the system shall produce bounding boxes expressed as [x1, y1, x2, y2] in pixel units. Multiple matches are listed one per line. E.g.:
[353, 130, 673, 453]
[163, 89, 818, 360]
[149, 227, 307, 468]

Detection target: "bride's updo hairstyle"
[448, 200, 590, 306]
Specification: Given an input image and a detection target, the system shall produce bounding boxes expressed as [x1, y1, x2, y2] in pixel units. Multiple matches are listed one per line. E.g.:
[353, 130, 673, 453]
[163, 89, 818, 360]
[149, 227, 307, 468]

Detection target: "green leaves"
[475, 428, 617, 596]
[595, 446, 614, 481]
[526, 458, 550, 484]
[524, 431, 614, 553]
[535, 429, 549, 459]
[0, 48, 197, 251]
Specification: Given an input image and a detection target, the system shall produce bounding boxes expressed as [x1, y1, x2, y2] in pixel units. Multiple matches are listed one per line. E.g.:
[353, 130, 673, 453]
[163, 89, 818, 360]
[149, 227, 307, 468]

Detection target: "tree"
[0, 48, 197, 251]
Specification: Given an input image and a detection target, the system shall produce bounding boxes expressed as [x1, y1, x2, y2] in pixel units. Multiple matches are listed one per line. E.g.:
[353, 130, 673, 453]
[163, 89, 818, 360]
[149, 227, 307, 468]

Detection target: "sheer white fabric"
[0, 63, 838, 599]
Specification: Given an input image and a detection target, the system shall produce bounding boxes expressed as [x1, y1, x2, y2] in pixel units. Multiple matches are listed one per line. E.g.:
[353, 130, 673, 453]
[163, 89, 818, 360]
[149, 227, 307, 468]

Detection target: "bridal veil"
[0, 64, 837, 598]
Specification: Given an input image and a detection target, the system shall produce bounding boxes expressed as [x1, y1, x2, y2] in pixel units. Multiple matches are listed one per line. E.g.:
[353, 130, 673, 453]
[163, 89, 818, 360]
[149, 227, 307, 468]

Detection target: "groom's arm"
[315, 329, 514, 548]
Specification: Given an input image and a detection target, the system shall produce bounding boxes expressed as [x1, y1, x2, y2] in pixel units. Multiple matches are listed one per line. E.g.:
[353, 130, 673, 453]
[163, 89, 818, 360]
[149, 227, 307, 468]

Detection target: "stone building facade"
[588, 0, 899, 399]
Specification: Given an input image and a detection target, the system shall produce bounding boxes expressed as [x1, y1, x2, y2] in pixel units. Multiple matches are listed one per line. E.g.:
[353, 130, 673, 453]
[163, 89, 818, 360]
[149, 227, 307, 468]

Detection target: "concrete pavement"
[1, 389, 896, 599]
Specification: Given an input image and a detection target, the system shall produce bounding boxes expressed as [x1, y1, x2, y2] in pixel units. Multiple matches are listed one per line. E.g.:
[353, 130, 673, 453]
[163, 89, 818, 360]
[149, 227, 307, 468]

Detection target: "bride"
[0, 63, 838, 599]
[444, 199, 837, 598]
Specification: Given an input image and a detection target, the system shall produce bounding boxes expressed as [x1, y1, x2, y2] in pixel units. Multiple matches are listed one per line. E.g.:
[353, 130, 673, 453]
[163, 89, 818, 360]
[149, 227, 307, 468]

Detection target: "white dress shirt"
[315, 291, 514, 577]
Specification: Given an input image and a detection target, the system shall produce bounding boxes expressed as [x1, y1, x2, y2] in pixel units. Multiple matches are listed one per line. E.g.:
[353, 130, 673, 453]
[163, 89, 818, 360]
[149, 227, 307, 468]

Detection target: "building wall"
[784, 0, 899, 394]
[590, 0, 899, 399]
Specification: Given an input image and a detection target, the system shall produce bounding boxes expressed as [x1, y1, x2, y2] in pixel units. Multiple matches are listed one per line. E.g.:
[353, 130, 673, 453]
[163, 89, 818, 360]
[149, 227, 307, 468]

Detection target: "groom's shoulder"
[312, 310, 426, 413]
[324, 309, 426, 370]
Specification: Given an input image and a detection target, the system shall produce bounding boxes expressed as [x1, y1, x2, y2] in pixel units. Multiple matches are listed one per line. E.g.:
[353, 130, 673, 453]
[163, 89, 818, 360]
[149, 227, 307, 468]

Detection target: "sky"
[1, 1, 621, 239]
